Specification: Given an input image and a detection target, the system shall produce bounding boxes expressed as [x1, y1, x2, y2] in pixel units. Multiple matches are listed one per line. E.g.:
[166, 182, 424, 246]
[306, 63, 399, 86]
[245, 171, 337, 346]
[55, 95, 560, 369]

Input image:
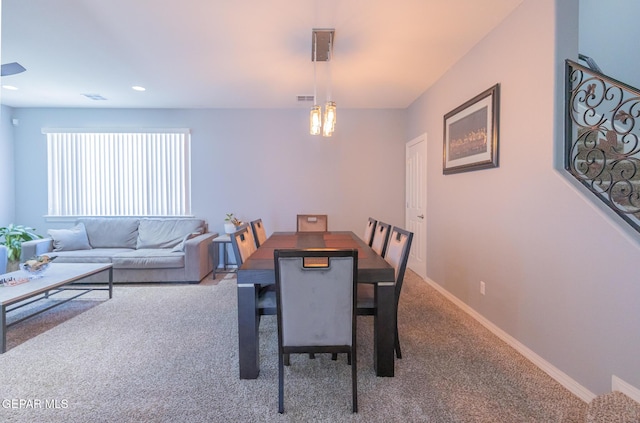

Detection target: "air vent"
[82, 93, 107, 101]
[297, 95, 315, 102]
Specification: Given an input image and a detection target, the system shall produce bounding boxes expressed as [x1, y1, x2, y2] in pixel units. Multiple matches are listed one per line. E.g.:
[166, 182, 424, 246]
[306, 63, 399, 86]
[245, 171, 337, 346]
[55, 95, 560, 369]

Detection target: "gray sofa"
[21, 217, 217, 283]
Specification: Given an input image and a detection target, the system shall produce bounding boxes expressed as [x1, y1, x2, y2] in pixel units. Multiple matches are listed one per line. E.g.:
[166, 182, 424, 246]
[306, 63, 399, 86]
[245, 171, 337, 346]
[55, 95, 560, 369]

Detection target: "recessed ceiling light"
[2, 85, 18, 90]
[132, 86, 146, 91]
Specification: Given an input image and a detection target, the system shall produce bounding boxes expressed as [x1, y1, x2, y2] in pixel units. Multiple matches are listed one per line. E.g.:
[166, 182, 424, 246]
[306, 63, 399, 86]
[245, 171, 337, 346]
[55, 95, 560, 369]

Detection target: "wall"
[579, 0, 640, 89]
[0, 105, 15, 225]
[407, 0, 639, 396]
[10, 107, 406, 237]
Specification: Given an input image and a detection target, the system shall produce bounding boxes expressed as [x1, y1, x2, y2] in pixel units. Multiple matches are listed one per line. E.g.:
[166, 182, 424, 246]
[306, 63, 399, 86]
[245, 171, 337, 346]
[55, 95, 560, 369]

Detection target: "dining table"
[236, 231, 396, 379]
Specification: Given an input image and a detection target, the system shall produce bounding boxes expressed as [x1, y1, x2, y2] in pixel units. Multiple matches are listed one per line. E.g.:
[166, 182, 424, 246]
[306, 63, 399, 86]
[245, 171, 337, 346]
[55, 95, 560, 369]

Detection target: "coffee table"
[0, 263, 113, 353]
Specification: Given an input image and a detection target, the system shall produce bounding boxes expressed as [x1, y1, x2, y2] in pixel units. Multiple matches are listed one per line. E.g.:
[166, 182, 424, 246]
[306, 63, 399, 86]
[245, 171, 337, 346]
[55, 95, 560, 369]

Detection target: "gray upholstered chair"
[363, 217, 377, 247]
[0, 245, 7, 274]
[357, 226, 413, 359]
[370, 221, 391, 257]
[274, 248, 358, 413]
[250, 219, 268, 247]
[296, 214, 328, 232]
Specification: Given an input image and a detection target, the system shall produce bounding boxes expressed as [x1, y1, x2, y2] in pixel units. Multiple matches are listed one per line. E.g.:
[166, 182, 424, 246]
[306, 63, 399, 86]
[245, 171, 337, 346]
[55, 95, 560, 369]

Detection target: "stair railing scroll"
[565, 59, 640, 233]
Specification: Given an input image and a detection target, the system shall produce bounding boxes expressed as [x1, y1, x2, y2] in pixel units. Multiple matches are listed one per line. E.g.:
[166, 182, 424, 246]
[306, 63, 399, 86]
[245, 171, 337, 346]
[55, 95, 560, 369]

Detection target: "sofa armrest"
[0, 245, 7, 274]
[21, 238, 54, 261]
[183, 232, 217, 282]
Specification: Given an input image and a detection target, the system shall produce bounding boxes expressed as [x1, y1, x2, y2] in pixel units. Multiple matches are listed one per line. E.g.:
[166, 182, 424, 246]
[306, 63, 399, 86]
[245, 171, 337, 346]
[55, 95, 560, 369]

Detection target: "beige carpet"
[0, 271, 590, 422]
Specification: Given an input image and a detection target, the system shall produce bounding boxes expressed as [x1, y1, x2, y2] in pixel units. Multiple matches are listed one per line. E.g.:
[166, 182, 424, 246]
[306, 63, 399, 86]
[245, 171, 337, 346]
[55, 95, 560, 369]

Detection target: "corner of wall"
[612, 376, 640, 404]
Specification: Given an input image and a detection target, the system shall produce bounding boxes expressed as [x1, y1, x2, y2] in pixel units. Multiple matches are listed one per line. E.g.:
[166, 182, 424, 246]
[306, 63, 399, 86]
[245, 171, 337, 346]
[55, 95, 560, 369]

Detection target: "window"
[44, 129, 191, 217]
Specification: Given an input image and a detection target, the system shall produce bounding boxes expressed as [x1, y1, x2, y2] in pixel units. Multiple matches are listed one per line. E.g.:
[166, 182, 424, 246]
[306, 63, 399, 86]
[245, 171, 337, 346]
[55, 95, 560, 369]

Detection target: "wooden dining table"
[236, 231, 396, 379]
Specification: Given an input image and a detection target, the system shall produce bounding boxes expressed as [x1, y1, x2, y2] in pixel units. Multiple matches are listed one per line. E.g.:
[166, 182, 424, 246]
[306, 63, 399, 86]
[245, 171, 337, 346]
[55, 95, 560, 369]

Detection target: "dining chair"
[296, 214, 328, 232]
[250, 219, 268, 248]
[231, 225, 276, 315]
[370, 221, 391, 257]
[230, 224, 257, 268]
[274, 248, 358, 413]
[357, 226, 413, 359]
[363, 217, 377, 247]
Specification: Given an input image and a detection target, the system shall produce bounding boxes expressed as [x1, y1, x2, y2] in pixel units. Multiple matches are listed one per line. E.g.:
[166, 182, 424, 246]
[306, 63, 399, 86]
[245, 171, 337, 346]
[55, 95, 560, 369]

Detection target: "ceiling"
[1, 0, 523, 109]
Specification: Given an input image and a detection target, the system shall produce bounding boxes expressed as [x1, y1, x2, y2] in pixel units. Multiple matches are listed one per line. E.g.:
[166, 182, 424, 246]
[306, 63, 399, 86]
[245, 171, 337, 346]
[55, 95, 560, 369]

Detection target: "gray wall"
[407, 0, 638, 395]
[579, 0, 640, 89]
[0, 105, 15, 224]
[9, 107, 406, 237]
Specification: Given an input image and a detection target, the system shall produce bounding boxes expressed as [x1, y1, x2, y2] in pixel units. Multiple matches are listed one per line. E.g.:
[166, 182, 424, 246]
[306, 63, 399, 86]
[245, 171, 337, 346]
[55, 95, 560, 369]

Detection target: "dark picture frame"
[443, 84, 499, 174]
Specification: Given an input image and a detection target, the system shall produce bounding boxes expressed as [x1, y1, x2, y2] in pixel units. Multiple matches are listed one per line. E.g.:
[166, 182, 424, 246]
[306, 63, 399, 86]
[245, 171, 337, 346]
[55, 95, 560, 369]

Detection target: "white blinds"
[45, 130, 191, 217]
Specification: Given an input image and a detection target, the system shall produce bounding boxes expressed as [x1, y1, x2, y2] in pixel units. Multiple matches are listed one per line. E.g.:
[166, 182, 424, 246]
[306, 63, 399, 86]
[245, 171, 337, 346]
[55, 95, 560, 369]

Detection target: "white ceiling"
[1, 0, 522, 109]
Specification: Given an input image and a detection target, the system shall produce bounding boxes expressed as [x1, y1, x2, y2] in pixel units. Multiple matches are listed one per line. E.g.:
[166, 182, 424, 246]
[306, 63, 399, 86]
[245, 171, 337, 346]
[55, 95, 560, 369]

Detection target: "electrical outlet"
[480, 281, 486, 295]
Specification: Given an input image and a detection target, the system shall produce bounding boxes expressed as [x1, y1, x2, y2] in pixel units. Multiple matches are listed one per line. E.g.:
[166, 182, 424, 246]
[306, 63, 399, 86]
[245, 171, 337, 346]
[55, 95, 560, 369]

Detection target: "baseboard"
[613, 375, 640, 403]
[422, 277, 596, 403]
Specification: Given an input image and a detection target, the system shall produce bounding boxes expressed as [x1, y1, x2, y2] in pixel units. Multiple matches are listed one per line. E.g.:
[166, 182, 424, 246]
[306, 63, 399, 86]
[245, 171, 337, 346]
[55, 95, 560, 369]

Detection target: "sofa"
[21, 217, 217, 283]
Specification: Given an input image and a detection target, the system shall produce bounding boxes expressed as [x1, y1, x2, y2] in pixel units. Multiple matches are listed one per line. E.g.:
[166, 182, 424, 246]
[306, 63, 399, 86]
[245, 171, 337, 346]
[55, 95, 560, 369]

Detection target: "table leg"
[212, 243, 220, 279]
[237, 283, 260, 379]
[108, 267, 113, 299]
[1, 305, 6, 354]
[374, 282, 395, 377]
[223, 243, 229, 270]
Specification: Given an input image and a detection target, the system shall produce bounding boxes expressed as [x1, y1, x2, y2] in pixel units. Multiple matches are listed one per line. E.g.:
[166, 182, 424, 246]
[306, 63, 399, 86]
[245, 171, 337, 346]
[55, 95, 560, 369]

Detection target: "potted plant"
[224, 213, 243, 234]
[0, 224, 42, 271]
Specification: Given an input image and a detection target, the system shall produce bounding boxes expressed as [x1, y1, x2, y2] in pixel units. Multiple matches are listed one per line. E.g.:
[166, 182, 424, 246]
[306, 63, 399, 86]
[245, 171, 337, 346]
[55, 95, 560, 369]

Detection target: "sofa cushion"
[47, 248, 134, 263]
[48, 223, 92, 252]
[112, 249, 185, 269]
[136, 218, 205, 249]
[78, 218, 139, 249]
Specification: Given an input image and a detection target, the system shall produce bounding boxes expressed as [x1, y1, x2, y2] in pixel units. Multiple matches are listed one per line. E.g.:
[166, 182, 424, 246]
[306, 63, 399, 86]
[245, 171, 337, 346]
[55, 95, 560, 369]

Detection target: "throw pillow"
[48, 223, 92, 252]
[171, 232, 200, 252]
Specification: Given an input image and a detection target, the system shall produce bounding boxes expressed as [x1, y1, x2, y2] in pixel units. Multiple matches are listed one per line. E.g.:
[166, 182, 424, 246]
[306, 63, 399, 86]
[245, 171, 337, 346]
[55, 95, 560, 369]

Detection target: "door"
[406, 133, 427, 280]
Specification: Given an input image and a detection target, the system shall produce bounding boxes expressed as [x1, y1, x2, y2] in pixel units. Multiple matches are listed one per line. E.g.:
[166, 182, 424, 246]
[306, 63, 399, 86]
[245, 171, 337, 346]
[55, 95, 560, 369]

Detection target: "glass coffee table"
[0, 263, 113, 353]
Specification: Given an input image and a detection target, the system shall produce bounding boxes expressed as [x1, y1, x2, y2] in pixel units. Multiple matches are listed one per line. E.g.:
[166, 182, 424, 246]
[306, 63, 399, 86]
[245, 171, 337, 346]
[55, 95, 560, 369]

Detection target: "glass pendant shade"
[322, 101, 336, 137]
[310, 105, 322, 135]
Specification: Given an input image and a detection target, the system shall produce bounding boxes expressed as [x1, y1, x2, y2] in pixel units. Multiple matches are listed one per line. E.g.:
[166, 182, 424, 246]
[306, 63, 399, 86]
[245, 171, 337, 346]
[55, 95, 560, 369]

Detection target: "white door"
[406, 133, 427, 280]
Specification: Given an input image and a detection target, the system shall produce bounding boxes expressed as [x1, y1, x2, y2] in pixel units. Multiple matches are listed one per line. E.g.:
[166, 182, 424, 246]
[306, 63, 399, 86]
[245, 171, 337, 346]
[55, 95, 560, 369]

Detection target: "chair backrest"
[0, 245, 7, 274]
[385, 227, 414, 301]
[230, 225, 257, 265]
[296, 214, 328, 232]
[250, 219, 268, 248]
[274, 249, 357, 348]
[370, 221, 391, 257]
[363, 217, 377, 247]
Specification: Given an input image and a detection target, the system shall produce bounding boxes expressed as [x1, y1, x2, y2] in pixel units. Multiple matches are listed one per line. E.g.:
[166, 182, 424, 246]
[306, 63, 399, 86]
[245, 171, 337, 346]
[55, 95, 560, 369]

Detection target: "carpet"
[0, 271, 588, 422]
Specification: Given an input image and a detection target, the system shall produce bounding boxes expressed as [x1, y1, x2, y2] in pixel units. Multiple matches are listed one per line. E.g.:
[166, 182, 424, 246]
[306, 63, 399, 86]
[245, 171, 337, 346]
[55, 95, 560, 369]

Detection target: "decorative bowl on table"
[21, 255, 55, 275]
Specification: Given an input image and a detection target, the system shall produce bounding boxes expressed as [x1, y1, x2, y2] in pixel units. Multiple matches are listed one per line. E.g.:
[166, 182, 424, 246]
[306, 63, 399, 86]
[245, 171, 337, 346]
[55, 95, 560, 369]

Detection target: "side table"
[209, 234, 236, 279]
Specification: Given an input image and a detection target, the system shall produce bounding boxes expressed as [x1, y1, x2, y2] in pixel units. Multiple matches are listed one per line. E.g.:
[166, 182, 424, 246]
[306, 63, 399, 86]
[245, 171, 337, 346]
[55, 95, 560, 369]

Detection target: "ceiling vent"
[297, 95, 314, 102]
[82, 93, 107, 101]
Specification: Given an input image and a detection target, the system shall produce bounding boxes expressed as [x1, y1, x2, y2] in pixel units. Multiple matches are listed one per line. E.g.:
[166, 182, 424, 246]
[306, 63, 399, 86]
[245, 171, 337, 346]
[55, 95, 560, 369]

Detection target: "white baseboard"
[612, 375, 640, 403]
[422, 277, 596, 403]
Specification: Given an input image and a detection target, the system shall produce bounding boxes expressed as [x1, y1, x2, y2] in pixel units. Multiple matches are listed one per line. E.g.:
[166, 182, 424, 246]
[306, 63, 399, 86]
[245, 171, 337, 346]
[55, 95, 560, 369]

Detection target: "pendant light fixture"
[310, 32, 322, 136]
[322, 32, 336, 137]
[309, 29, 336, 137]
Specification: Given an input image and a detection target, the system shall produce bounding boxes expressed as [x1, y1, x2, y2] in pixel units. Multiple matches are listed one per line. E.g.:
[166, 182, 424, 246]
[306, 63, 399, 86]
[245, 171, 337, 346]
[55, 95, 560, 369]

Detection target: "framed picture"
[443, 84, 499, 174]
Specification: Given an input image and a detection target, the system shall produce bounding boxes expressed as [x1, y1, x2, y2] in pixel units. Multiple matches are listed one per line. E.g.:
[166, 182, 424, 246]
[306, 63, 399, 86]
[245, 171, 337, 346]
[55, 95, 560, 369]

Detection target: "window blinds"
[45, 130, 191, 217]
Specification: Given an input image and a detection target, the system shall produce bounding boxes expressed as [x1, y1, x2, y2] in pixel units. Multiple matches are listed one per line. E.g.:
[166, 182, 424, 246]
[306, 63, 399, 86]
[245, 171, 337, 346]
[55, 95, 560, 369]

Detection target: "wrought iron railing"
[565, 59, 640, 233]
